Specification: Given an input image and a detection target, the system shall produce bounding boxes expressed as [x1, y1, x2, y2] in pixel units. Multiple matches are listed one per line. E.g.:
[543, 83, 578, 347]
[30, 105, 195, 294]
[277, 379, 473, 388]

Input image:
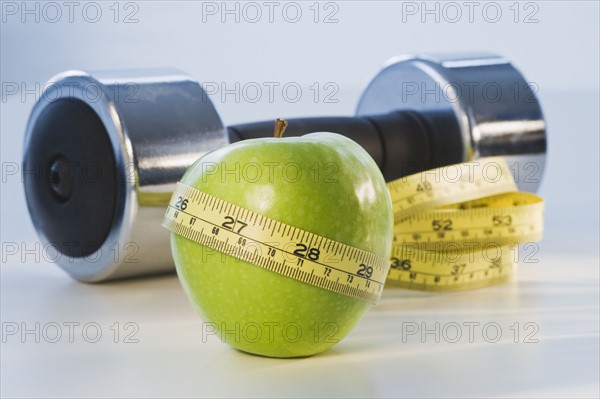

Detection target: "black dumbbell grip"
[228, 111, 464, 181]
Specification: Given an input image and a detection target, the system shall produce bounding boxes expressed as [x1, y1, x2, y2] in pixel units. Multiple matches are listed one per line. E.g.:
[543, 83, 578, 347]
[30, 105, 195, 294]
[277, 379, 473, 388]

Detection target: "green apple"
[171, 131, 393, 358]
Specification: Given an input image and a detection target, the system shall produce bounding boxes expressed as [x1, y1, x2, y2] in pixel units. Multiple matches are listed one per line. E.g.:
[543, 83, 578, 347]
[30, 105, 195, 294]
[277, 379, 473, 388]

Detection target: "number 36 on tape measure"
[386, 157, 543, 291]
[162, 157, 544, 303]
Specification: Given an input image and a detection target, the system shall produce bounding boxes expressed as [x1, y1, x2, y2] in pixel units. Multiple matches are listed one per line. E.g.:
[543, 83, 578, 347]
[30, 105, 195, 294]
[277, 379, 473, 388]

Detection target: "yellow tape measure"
[162, 183, 389, 304]
[387, 157, 544, 291]
[163, 156, 544, 301]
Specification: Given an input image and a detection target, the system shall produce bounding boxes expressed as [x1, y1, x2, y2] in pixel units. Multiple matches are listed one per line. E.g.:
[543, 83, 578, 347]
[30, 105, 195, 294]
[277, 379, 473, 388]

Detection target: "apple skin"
[171, 133, 393, 358]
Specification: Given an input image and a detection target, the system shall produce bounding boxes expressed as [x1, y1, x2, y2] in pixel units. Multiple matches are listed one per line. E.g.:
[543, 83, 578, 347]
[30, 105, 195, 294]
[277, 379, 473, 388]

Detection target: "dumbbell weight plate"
[23, 70, 227, 282]
[357, 53, 546, 192]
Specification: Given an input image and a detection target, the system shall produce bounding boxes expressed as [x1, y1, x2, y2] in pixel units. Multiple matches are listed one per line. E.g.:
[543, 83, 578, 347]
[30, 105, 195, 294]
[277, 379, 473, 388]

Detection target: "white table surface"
[1, 250, 598, 398]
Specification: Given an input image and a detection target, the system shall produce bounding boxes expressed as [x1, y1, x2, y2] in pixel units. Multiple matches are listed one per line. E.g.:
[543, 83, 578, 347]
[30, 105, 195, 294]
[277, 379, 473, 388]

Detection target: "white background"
[1, 1, 599, 398]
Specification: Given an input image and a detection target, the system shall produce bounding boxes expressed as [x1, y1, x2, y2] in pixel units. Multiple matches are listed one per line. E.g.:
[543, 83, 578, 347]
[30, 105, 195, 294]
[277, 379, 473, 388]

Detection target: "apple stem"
[274, 118, 288, 138]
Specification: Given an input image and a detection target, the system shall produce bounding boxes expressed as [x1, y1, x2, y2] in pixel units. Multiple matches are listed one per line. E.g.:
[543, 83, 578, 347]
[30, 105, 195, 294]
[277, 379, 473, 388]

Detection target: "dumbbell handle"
[228, 110, 465, 181]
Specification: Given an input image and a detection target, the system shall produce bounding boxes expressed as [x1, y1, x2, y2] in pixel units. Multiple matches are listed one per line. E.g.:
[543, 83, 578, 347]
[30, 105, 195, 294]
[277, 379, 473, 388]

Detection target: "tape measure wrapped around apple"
[162, 119, 544, 358]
